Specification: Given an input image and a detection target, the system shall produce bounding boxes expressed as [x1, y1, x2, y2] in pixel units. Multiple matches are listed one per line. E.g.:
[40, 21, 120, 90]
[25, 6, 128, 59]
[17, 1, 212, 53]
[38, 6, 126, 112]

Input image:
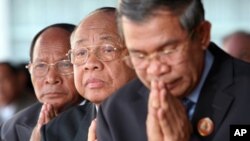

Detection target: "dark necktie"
[182, 98, 195, 120]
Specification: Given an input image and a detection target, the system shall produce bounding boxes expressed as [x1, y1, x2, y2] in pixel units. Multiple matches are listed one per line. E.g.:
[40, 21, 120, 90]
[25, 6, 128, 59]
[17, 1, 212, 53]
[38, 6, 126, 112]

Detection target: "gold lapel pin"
[197, 117, 214, 136]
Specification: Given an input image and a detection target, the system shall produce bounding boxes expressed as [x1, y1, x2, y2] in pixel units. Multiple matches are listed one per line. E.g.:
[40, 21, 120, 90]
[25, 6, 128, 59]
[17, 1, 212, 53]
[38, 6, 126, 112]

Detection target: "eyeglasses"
[26, 60, 73, 77]
[124, 31, 195, 69]
[67, 44, 125, 66]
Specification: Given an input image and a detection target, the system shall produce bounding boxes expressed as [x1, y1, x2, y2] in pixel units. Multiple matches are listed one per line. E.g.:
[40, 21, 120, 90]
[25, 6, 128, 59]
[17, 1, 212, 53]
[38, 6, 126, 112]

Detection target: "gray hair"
[117, 0, 205, 34]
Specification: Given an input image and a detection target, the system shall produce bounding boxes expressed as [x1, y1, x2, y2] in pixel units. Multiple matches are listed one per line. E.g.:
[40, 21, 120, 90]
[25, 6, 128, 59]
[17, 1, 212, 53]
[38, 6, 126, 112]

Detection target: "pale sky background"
[0, 0, 249, 63]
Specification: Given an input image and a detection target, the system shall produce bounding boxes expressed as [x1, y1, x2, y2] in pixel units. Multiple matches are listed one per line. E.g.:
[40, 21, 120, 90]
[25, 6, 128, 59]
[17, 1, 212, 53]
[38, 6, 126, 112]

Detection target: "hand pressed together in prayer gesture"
[88, 119, 98, 141]
[146, 80, 192, 141]
[30, 103, 58, 141]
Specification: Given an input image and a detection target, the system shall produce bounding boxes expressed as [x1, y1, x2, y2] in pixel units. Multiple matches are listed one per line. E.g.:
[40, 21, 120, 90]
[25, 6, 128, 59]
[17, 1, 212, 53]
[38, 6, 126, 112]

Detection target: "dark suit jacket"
[1, 102, 42, 141]
[41, 101, 96, 141]
[0, 94, 37, 127]
[97, 43, 250, 141]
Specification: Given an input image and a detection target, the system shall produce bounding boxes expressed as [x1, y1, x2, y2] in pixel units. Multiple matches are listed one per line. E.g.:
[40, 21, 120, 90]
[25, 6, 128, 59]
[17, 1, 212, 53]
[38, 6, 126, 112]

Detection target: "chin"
[88, 98, 103, 105]
[171, 88, 186, 98]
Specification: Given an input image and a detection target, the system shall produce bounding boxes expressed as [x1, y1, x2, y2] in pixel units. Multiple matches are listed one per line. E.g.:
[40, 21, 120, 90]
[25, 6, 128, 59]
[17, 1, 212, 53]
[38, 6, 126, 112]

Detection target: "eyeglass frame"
[26, 59, 74, 77]
[124, 30, 196, 69]
[67, 43, 126, 66]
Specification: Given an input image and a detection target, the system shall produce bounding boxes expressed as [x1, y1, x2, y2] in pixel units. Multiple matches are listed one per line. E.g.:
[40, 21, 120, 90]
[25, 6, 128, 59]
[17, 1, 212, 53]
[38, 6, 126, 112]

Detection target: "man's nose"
[83, 53, 103, 71]
[146, 58, 171, 77]
[45, 66, 61, 84]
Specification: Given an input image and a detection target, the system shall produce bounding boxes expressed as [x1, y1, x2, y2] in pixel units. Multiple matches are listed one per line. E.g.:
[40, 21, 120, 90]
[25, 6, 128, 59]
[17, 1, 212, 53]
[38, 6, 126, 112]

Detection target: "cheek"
[175, 60, 196, 82]
[73, 67, 84, 94]
[109, 63, 136, 88]
[63, 77, 76, 96]
[31, 77, 44, 101]
[135, 69, 150, 88]
[176, 60, 200, 91]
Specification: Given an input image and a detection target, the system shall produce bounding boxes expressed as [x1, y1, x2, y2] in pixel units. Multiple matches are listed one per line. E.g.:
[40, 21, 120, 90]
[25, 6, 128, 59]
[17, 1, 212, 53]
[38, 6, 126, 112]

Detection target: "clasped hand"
[146, 80, 192, 141]
[30, 103, 58, 141]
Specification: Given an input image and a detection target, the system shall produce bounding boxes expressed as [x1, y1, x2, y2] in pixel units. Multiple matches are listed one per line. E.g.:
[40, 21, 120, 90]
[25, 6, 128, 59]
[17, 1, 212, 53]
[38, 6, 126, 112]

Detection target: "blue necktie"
[182, 98, 195, 120]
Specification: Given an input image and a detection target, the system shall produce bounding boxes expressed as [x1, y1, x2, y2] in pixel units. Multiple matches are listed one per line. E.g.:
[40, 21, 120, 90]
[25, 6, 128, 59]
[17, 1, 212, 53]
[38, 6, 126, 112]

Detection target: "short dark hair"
[29, 23, 76, 62]
[118, 0, 205, 33]
[92, 7, 116, 14]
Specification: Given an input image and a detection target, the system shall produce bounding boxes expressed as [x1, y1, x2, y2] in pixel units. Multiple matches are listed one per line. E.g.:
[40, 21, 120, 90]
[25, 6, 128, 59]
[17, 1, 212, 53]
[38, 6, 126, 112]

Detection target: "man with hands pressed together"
[1, 23, 82, 141]
[40, 7, 136, 141]
[97, 0, 250, 141]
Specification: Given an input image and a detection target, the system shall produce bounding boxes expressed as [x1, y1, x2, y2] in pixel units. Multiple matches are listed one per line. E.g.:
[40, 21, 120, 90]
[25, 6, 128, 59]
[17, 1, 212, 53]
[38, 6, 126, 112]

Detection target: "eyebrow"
[128, 39, 180, 54]
[100, 35, 114, 41]
[74, 34, 119, 45]
[74, 39, 88, 45]
[33, 57, 68, 63]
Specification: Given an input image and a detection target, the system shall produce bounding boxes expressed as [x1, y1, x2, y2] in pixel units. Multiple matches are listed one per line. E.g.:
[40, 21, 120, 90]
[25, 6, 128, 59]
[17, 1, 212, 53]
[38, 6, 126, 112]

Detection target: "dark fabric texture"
[182, 97, 195, 119]
[97, 43, 250, 141]
[1, 102, 42, 141]
[41, 101, 96, 141]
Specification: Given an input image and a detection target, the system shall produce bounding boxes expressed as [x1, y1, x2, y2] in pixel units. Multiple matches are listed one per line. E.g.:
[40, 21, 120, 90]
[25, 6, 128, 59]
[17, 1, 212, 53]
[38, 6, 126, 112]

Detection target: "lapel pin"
[197, 117, 214, 136]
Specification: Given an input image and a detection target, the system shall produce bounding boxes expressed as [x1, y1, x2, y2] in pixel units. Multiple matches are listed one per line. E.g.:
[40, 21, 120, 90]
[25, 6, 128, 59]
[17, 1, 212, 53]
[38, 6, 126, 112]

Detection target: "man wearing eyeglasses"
[97, 0, 250, 141]
[39, 7, 136, 141]
[1, 23, 82, 141]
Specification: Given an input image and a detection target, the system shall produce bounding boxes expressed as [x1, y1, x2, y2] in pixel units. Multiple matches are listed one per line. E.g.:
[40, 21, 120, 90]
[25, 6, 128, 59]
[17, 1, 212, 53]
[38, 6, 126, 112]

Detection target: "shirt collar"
[187, 50, 214, 103]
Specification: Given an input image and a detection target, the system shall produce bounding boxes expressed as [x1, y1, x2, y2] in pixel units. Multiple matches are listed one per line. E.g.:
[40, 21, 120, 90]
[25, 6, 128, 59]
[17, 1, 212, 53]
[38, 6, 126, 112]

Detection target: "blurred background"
[1, 0, 249, 125]
[0, 0, 250, 63]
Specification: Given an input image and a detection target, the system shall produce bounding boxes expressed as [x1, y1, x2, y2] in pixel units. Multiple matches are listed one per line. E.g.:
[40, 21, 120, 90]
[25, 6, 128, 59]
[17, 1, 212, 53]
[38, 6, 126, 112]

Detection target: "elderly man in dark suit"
[96, 0, 250, 141]
[40, 7, 136, 141]
[1, 23, 83, 141]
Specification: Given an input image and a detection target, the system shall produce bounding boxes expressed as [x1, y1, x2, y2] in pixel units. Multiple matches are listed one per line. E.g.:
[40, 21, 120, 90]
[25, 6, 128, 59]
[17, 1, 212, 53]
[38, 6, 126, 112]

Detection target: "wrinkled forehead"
[72, 27, 122, 48]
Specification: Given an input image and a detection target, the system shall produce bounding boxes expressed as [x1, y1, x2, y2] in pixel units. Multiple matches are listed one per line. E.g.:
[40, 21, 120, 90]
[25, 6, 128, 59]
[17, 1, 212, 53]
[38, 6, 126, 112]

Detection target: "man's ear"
[197, 21, 211, 50]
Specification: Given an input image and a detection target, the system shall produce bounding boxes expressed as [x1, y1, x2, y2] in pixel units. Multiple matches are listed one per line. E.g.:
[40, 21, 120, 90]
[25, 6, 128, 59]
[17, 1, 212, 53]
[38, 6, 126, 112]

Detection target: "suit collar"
[15, 125, 33, 141]
[138, 81, 149, 102]
[73, 101, 96, 141]
[15, 102, 42, 141]
[192, 43, 234, 139]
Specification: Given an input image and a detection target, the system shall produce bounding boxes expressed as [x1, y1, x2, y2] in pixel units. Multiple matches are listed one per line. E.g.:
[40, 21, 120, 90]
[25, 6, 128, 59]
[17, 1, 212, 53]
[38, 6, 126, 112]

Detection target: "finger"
[43, 103, 52, 124]
[158, 106, 185, 141]
[158, 81, 169, 111]
[37, 104, 46, 128]
[157, 108, 172, 138]
[158, 81, 184, 140]
[50, 104, 59, 116]
[88, 119, 97, 141]
[157, 85, 172, 134]
[30, 126, 41, 141]
[157, 79, 192, 141]
[47, 104, 56, 119]
[44, 110, 49, 124]
[146, 106, 163, 141]
[147, 80, 165, 141]
[149, 80, 160, 110]
[158, 92, 191, 141]
[158, 83, 176, 135]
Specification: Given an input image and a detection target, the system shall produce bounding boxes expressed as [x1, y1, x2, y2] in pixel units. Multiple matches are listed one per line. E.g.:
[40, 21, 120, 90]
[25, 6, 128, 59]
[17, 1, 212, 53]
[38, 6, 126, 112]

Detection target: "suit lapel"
[138, 82, 149, 102]
[15, 104, 40, 141]
[73, 102, 96, 141]
[16, 124, 33, 141]
[192, 44, 235, 140]
[130, 80, 149, 141]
